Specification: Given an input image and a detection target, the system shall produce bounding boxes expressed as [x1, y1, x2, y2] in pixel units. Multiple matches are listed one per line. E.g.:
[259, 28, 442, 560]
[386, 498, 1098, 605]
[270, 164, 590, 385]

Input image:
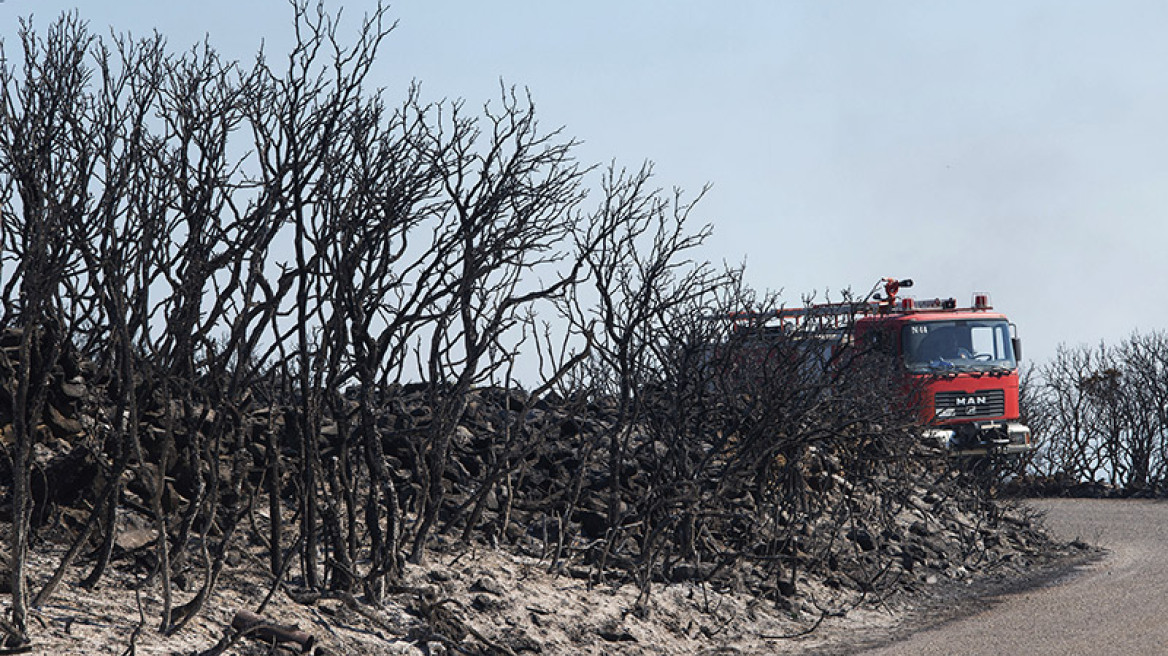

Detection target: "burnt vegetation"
[1021, 331, 1168, 494]
[0, 6, 1058, 652]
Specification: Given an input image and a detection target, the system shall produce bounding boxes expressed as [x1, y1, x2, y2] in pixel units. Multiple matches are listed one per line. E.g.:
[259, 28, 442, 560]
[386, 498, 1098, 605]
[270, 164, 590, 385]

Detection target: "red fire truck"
[740, 278, 1034, 457]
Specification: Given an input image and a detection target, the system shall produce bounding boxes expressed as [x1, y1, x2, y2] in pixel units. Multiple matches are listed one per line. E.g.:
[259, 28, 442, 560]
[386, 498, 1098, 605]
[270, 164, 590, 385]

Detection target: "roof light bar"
[914, 297, 958, 310]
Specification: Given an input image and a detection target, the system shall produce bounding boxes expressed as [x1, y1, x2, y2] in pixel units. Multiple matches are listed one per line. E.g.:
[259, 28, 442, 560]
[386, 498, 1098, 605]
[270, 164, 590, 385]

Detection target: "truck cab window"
[902, 320, 1016, 372]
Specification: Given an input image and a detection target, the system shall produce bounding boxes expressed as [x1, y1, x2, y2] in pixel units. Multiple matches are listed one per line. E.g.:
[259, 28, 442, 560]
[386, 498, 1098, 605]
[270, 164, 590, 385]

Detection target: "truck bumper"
[925, 421, 1035, 457]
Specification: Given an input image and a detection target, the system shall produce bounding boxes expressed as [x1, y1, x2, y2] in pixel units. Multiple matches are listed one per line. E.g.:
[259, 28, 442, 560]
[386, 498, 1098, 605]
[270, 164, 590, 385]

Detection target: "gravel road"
[861, 498, 1168, 655]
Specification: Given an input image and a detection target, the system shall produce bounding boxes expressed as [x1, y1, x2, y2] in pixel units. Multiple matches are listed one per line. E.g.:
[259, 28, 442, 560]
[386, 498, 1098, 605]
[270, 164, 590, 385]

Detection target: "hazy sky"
[3, 1, 1166, 366]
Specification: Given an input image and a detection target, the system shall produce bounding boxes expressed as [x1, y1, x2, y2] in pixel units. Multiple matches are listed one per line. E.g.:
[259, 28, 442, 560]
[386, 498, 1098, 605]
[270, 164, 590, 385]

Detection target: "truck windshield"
[901, 319, 1016, 373]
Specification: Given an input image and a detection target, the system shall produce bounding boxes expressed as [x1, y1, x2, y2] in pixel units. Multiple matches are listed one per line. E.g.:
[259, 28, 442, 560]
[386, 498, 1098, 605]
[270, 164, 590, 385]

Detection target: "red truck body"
[755, 279, 1034, 456]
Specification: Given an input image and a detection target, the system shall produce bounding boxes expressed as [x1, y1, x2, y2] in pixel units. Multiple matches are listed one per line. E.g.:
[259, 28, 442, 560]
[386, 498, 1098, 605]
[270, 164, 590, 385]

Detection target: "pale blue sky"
[4, 1, 1167, 366]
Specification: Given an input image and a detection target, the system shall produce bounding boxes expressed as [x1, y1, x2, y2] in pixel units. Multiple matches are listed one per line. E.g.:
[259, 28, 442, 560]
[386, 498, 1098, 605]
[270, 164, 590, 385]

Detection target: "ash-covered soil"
[3, 500, 1091, 656]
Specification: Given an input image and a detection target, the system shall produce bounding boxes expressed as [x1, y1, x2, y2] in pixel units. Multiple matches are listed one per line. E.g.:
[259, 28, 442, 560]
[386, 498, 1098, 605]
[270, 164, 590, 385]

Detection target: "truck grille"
[934, 389, 1006, 419]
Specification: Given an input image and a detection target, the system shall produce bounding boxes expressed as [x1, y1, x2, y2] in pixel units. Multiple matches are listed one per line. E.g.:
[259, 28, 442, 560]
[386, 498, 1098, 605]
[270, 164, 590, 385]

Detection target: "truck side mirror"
[1012, 337, 1023, 361]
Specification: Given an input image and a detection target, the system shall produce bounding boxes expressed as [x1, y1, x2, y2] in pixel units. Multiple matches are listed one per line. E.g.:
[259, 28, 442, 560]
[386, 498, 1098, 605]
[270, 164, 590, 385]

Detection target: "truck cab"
[855, 298, 1033, 456]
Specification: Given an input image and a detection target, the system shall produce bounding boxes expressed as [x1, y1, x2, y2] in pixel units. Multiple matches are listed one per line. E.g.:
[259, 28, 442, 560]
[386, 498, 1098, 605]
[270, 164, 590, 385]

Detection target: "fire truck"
[735, 278, 1034, 457]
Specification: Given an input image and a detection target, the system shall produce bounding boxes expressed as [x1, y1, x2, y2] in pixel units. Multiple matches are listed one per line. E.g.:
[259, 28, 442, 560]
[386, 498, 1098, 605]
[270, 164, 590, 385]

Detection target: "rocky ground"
[2, 496, 1092, 656]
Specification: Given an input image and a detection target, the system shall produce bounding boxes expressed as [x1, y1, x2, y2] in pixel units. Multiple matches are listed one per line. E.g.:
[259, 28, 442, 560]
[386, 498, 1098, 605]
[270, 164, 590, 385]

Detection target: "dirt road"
[861, 498, 1168, 655]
